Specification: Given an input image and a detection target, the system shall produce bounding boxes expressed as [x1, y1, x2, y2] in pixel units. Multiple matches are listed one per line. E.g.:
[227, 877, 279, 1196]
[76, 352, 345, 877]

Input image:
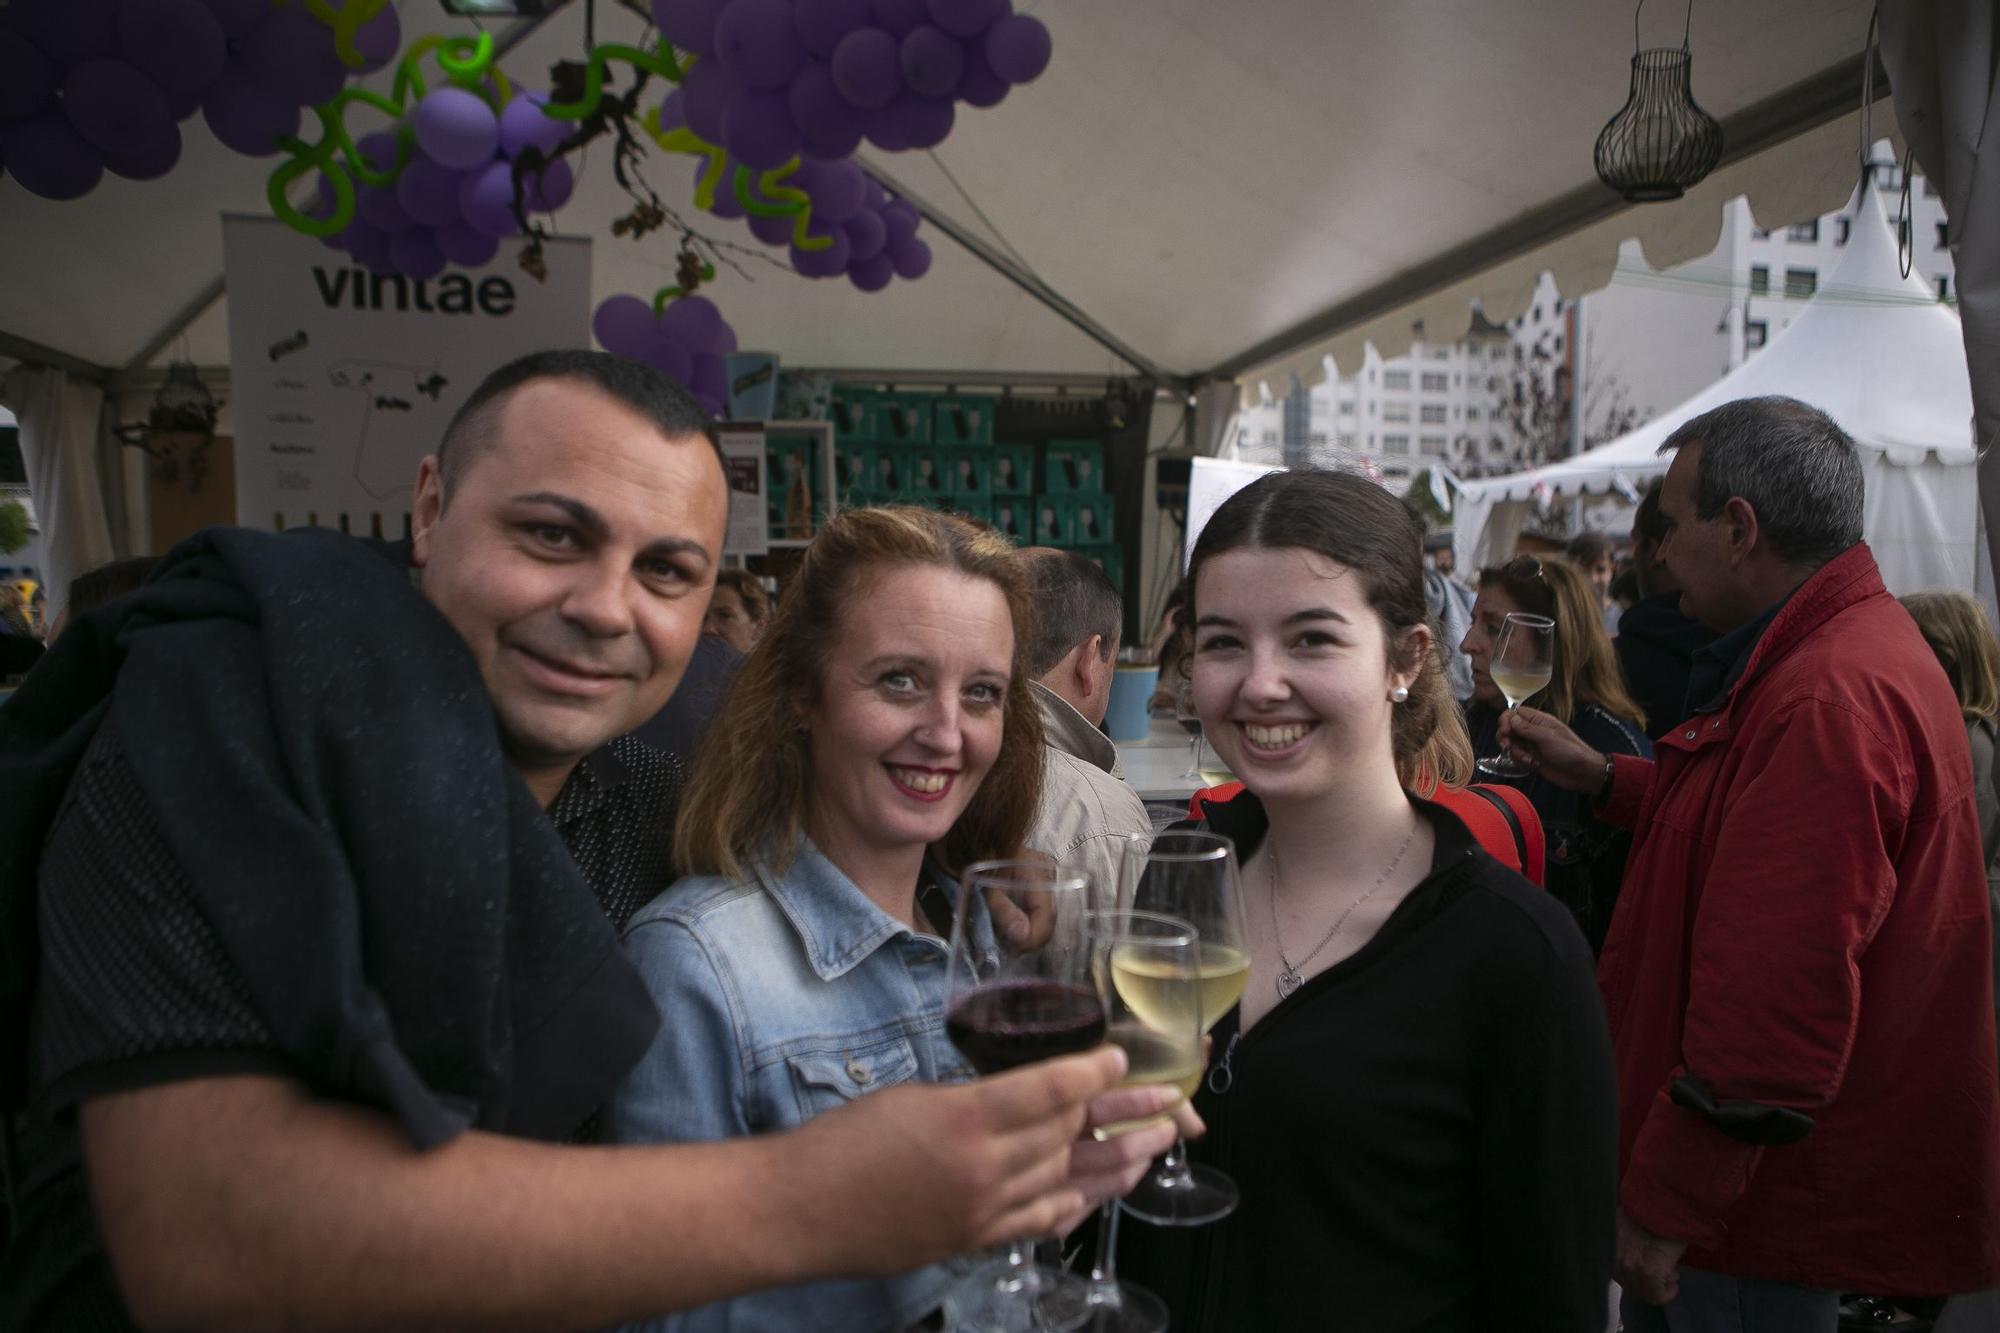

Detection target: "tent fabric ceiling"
[0, 0, 1882, 386]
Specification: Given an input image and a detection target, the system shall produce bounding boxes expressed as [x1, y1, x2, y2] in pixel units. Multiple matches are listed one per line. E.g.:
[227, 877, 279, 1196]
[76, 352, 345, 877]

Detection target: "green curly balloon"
[301, 0, 391, 69]
[651, 273, 716, 314]
[542, 42, 685, 121]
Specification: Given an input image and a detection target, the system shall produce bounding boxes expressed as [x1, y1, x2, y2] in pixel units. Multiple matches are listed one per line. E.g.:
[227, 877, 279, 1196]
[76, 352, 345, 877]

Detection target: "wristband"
[1595, 753, 1616, 803]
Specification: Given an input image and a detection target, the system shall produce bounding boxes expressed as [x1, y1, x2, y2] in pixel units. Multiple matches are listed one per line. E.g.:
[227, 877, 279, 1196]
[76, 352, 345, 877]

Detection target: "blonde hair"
[675, 505, 1044, 882]
[1901, 591, 2000, 723]
[1478, 555, 1645, 729]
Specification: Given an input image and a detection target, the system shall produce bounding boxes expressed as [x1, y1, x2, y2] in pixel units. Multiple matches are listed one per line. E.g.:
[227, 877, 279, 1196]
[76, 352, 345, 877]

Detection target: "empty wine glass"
[1477, 611, 1556, 778]
[1174, 679, 1204, 781]
[939, 860, 1100, 1331]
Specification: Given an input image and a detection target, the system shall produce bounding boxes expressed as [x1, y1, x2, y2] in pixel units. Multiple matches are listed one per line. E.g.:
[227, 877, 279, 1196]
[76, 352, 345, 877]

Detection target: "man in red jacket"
[1500, 396, 2000, 1333]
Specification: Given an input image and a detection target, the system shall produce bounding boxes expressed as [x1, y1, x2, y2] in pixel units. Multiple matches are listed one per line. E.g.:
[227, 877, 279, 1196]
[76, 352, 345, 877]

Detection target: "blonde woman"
[1461, 555, 1650, 953]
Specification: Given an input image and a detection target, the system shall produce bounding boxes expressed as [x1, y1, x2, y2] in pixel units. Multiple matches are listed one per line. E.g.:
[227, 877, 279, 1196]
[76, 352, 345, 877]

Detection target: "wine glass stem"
[1088, 1198, 1124, 1302]
[1187, 734, 1201, 776]
[1155, 1135, 1195, 1187]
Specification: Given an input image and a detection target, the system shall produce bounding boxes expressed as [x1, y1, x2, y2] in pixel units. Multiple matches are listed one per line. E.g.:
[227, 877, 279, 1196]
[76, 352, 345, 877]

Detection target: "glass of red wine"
[940, 859, 1102, 1332]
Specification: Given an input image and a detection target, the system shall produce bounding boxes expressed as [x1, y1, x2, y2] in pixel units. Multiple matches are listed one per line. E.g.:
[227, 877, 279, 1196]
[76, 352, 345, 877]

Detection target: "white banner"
[222, 214, 590, 533]
[717, 425, 769, 557]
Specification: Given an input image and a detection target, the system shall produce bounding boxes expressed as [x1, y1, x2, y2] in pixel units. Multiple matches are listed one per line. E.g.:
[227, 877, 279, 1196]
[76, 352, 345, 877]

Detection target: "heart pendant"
[1276, 967, 1302, 998]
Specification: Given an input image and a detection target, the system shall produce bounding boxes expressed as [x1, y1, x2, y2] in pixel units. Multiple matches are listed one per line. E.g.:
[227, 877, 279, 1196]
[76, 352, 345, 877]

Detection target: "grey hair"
[1657, 396, 1863, 567]
[1022, 548, 1121, 676]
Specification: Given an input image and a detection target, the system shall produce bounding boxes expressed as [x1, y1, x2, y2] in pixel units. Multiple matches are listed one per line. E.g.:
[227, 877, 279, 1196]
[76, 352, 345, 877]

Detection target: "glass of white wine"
[1174, 679, 1205, 781]
[1048, 909, 1199, 1333]
[1476, 611, 1556, 778]
[1116, 831, 1251, 1228]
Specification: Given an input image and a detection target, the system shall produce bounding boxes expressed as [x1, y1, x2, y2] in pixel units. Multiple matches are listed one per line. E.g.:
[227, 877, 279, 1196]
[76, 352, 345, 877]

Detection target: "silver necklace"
[1266, 823, 1417, 999]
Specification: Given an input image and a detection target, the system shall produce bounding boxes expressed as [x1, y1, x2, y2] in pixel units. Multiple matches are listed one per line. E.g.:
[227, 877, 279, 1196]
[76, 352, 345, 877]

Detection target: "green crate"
[892, 446, 945, 498]
[1033, 495, 1075, 545]
[943, 494, 994, 525]
[1044, 440, 1104, 493]
[990, 497, 1031, 542]
[942, 447, 991, 497]
[829, 386, 879, 441]
[932, 394, 997, 446]
[834, 443, 871, 495]
[991, 445, 1033, 496]
[878, 393, 933, 444]
[1072, 494, 1115, 545]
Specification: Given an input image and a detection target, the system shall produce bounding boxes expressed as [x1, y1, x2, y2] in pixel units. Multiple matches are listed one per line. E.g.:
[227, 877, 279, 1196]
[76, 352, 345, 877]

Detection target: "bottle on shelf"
[369, 513, 384, 540]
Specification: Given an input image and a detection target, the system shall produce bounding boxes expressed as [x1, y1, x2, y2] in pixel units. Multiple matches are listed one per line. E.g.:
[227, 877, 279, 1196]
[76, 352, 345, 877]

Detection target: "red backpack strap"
[1188, 782, 1245, 821]
[1464, 783, 1546, 888]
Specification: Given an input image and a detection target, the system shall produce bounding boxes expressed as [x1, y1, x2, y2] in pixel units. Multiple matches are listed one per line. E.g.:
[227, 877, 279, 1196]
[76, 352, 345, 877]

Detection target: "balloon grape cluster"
[592, 293, 738, 418]
[315, 87, 577, 281]
[700, 152, 929, 290]
[0, 0, 398, 201]
[655, 0, 1052, 167]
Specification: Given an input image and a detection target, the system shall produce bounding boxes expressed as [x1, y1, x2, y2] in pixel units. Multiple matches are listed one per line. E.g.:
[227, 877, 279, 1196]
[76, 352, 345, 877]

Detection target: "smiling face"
[803, 563, 1014, 881]
[410, 377, 728, 797]
[1459, 582, 1525, 710]
[1190, 546, 1423, 805]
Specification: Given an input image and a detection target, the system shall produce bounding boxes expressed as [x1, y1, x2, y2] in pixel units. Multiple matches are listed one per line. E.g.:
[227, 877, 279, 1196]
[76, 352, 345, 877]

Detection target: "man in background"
[1613, 481, 1716, 740]
[1020, 548, 1151, 907]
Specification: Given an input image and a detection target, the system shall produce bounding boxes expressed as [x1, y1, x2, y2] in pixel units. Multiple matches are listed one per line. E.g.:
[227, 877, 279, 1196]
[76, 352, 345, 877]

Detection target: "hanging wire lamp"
[1593, 0, 1723, 203]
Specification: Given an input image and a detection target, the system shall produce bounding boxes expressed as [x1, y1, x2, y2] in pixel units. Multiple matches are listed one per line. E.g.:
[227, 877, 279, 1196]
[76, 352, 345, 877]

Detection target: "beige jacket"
[1025, 682, 1152, 916]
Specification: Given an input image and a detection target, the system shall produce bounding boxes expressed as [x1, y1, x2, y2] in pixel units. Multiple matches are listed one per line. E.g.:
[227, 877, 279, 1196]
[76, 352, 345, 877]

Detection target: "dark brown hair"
[676, 505, 1044, 880]
[1186, 470, 1472, 791]
[713, 568, 770, 625]
[1477, 556, 1644, 728]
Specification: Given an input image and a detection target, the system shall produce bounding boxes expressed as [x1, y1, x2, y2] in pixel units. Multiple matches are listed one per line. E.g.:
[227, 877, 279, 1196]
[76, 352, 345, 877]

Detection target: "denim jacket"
[606, 836, 993, 1333]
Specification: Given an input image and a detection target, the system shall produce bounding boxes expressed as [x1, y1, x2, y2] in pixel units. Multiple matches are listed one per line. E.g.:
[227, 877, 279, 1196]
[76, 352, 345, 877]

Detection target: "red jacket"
[1597, 544, 2000, 1293]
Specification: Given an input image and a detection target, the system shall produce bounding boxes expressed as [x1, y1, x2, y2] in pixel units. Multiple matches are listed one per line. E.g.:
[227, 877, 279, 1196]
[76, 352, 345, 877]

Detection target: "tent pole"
[855, 156, 1191, 392]
[0, 331, 110, 383]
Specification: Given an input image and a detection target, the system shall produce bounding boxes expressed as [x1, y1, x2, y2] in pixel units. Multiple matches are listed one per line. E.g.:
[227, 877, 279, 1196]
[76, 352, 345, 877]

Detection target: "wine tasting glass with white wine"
[1475, 611, 1555, 778]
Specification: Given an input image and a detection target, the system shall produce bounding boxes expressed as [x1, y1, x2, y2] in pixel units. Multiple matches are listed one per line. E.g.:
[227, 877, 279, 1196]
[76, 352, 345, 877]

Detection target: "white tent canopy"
[1452, 181, 1979, 595]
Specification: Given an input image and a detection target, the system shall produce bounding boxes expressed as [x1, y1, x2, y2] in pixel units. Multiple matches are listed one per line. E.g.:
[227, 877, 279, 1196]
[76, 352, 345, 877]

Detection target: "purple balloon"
[849, 252, 893, 291]
[706, 163, 745, 217]
[722, 89, 799, 168]
[787, 60, 862, 147]
[457, 160, 521, 236]
[881, 199, 918, 250]
[345, 221, 392, 273]
[391, 228, 446, 280]
[499, 90, 566, 160]
[2, 108, 105, 198]
[809, 156, 864, 221]
[843, 208, 885, 260]
[193, 0, 269, 43]
[652, 0, 731, 58]
[0, 30, 58, 123]
[521, 155, 573, 211]
[925, 0, 1007, 39]
[17, 0, 117, 66]
[358, 182, 416, 233]
[594, 294, 658, 357]
[62, 59, 173, 156]
[713, 321, 739, 356]
[714, 0, 804, 90]
[862, 100, 910, 151]
[801, 124, 862, 159]
[659, 295, 728, 354]
[354, 129, 400, 175]
[656, 88, 689, 134]
[794, 0, 874, 59]
[891, 235, 931, 279]
[436, 220, 500, 267]
[396, 157, 464, 227]
[790, 222, 851, 278]
[103, 114, 181, 180]
[829, 27, 900, 110]
[242, 6, 348, 108]
[201, 64, 300, 156]
[861, 176, 885, 208]
[413, 87, 498, 170]
[691, 353, 729, 401]
[870, 0, 928, 38]
[984, 13, 1049, 83]
[678, 55, 734, 143]
[747, 210, 794, 246]
[954, 42, 1007, 107]
[639, 330, 694, 385]
[116, 0, 226, 103]
[888, 89, 951, 147]
[354, 5, 401, 74]
[899, 25, 962, 98]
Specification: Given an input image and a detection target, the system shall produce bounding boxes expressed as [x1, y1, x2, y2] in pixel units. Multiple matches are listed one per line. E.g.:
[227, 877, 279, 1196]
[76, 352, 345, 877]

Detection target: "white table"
[1112, 715, 1227, 804]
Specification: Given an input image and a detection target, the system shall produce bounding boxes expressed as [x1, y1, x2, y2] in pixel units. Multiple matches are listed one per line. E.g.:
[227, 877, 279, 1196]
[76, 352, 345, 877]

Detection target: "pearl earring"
[1390, 685, 1410, 703]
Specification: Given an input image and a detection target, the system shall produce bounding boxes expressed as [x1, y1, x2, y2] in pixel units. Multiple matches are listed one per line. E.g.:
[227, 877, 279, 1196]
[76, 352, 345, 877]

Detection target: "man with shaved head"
[0, 351, 1159, 1331]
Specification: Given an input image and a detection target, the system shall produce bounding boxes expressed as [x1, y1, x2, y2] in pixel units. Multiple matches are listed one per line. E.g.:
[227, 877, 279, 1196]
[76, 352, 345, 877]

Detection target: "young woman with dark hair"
[1124, 470, 1616, 1333]
[1461, 555, 1651, 954]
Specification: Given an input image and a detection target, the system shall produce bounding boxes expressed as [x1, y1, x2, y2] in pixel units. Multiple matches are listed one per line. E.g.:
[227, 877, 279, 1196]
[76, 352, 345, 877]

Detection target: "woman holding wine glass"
[1460, 555, 1651, 954]
[605, 506, 1180, 1333]
[1122, 470, 1618, 1332]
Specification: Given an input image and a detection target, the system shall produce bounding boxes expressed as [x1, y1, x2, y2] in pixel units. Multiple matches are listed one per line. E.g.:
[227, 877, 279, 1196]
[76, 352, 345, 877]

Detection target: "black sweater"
[1121, 789, 1617, 1333]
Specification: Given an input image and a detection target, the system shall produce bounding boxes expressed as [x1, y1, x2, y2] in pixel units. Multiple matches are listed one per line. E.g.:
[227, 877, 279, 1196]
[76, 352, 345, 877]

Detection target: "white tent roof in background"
[0, 1, 1889, 385]
[1458, 180, 1976, 504]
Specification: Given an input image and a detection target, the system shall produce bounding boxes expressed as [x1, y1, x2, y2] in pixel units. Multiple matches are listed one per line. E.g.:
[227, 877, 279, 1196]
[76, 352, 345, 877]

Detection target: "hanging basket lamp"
[1594, 5, 1723, 203]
